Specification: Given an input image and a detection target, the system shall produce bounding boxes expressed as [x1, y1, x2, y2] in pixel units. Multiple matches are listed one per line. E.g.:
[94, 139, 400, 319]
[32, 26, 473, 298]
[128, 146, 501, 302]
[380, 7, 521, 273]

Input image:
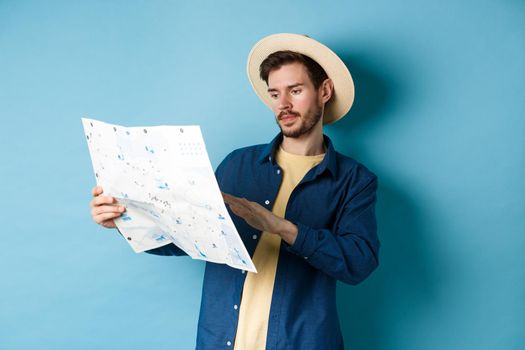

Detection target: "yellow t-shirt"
[234, 147, 325, 350]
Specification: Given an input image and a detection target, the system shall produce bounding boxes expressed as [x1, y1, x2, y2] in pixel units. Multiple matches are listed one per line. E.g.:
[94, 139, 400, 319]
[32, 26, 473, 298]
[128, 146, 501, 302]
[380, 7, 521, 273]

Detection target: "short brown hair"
[259, 50, 329, 89]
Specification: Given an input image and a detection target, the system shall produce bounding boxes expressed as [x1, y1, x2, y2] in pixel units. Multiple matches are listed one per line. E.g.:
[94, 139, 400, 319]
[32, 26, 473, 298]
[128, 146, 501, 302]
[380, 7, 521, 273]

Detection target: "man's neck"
[280, 125, 325, 156]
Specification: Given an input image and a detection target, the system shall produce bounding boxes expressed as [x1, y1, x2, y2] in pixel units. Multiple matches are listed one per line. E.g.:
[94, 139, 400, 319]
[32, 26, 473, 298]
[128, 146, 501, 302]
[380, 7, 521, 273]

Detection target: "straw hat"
[247, 33, 355, 124]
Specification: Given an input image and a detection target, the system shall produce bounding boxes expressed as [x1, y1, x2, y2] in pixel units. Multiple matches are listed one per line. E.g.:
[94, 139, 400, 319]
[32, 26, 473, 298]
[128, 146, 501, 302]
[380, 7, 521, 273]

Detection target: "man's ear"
[319, 78, 334, 104]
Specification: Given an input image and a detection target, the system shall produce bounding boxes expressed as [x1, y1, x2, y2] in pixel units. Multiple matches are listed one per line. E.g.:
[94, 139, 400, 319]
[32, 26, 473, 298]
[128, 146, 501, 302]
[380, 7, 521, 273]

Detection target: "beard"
[276, 105, 323, 138]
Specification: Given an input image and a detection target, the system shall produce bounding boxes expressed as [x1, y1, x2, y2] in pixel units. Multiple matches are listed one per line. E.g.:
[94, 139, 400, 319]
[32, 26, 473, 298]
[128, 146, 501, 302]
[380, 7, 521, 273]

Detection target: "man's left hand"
[222, 192, 298, 245]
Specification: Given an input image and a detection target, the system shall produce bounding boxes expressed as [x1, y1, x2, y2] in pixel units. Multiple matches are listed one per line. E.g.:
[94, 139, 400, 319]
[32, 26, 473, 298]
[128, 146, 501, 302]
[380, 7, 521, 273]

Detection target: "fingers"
[228, 202, 248, 216]
[221, 192, 238, 205]
[240, 197, 253, 208]
[91, 185, 103, 197]
[222, 193, 269, 221]
[100, 220, 117, 229]
[222, 192, 251, 209]
[90, 194, 117, 208]
[93, 211, 123, 225]
[90, 186, 125, 227]
[91, 204, 125, 217]
[91, 204, 125, 226]
[90, 186, 116, 207]
[223, 196, 258, 222]
[222, 193, 247, 215]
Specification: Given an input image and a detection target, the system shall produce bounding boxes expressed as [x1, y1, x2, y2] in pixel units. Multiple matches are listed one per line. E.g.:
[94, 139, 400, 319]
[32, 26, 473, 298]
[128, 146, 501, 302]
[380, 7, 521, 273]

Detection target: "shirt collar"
[258, 133, 338, 177]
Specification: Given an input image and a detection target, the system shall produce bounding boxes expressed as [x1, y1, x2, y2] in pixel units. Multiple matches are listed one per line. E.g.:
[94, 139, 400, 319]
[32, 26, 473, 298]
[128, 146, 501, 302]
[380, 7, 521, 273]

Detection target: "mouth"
[279, 112, 300, 124]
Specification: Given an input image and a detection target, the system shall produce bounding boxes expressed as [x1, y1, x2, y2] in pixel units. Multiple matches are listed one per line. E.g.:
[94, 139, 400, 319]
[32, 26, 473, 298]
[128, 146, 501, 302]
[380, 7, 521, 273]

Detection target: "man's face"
[267, 62, 324, 138]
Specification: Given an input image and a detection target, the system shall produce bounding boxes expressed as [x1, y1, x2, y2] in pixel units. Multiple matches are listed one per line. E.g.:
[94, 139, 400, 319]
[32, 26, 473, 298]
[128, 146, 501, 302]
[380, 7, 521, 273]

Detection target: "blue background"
[0, 1, 523, 349]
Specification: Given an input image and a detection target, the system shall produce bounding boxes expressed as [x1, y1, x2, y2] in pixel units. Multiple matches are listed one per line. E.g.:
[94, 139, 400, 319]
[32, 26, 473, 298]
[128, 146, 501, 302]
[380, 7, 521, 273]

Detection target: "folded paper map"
[82, 118, 256, 272]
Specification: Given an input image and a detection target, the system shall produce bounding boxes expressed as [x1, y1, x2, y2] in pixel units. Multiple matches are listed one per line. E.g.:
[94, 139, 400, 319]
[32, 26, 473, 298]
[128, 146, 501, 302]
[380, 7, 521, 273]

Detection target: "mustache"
[278, 110, 300, 119]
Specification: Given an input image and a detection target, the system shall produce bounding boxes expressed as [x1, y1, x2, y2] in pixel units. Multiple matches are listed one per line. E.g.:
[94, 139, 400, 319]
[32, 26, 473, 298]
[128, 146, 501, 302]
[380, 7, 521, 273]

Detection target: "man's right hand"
[90, 186, 126, 229]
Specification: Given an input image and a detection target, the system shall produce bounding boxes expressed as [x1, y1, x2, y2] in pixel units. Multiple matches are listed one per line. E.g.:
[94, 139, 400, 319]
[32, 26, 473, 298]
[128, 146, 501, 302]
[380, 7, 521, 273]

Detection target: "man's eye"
[270, 94, 278, 99]
[291, 89, 301, 95]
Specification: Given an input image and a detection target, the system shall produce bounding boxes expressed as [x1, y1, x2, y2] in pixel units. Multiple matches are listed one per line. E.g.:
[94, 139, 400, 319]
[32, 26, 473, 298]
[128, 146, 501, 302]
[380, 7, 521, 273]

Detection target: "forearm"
[276, 219, 299, 246]
[286, 176, 380, 285]
[286, 222, 379, 285]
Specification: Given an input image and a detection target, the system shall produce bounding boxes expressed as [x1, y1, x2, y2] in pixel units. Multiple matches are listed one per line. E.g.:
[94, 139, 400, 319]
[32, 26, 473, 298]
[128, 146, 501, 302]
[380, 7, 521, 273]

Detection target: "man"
[90, 33, 379, 349]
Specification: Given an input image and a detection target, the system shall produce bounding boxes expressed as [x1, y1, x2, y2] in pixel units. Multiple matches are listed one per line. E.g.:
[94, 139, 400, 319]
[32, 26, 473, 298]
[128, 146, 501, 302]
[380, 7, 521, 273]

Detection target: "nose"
[277, 94, 292, 111]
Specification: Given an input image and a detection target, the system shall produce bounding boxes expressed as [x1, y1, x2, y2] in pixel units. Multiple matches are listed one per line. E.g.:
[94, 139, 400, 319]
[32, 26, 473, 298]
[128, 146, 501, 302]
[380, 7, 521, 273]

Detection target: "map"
[82, 118, 256, 273]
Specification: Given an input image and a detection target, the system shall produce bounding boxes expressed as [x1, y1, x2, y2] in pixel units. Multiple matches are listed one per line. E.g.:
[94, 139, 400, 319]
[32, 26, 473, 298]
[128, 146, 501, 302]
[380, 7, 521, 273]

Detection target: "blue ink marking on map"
[157, 181, 169, 190]
[145, 146, 155, 154]
[218, 214, 225, 220]
[121, 212, 132, 221]
[176, 218, 182, 224]
[194, 243, 207, 258]
[234, 248, 247, 265]
[155, 235, 166, 241]
[117, 153, 124, 160]
[121, 192, 129, 198]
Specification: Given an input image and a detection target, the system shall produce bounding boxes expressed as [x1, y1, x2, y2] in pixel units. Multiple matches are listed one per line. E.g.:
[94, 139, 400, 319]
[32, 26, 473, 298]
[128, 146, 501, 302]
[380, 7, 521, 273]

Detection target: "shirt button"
[265, 200, 270, 205]
[227, 341, 232, 346]
[304, 256, 308, 260]
[234, 304, 238, 310]
[241, 270, 245, 274]
[276, 169, 281, 174]
[252, 234, 257, 240]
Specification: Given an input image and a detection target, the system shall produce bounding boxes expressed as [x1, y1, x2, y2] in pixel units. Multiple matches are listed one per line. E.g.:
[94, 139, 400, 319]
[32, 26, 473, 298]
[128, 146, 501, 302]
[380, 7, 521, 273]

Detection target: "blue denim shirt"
[147, 133, 379, 349]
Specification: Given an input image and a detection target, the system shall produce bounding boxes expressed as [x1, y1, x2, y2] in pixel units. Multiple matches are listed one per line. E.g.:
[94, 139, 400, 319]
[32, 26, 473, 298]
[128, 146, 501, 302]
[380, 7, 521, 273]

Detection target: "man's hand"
[90, 186, 126, 229]
[222, 192, 298, 245]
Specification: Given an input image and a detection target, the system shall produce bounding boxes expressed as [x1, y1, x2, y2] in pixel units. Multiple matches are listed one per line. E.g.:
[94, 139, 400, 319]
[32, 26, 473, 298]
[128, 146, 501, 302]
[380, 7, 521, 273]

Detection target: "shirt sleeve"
[144, 243, 188, 256]
[286, 175, 379, 285]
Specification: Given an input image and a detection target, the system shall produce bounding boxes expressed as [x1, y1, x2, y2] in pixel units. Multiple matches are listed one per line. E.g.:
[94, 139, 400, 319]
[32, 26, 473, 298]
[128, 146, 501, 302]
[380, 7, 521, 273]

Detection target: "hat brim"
[247, 33, 354, 125]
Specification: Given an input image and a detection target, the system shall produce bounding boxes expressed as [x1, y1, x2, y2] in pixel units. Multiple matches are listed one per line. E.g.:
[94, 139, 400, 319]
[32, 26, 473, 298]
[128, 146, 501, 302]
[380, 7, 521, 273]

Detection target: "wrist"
[279, 219, 298, 245]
